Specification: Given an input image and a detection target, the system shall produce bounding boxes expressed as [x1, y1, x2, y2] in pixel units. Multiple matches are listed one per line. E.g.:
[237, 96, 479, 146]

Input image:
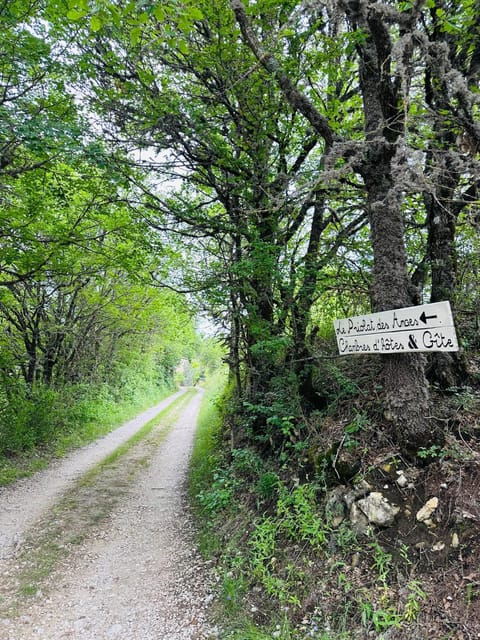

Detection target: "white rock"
[396, 473, 408, 488]
[416, 497, 439, 522]
[344, 480, 373, 508]
[357, 492, 400, 527]
[422, 518, 436, 528]
[349, 502, 370, 534]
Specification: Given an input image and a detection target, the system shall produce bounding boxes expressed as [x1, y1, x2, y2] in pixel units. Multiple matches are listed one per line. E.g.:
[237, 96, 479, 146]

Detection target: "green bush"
[0, 383, 62, 453]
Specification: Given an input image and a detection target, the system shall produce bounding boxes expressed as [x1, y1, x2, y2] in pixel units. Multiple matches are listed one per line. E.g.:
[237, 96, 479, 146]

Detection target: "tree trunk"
[361, 146, 434, 451]
[292, 190, 328, 410]
[350, 5, 435, 453]
[424, 166, 467, 388]
[422, 32, 471, 388]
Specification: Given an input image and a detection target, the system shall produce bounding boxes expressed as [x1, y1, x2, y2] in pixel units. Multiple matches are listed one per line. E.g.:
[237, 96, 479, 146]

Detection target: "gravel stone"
[0, 390, 218, 639]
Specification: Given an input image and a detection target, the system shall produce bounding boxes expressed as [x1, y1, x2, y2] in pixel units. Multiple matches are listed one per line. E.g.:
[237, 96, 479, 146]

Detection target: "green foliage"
[1, 1, 479, 634]
[246, 483, 330, 606]
[256, 471, 281, 499]
[0, 383, 62, 453]
[221, 562, 249, 614]
[190, 369, 229, 511]
[404, 581, 427, 622]
[240, 372, 306, 449]
[276, 484, 328, 549]
[416, 444, 443, 460]
[249, 516, 301, 606]
[231, 447, 265, 477]
[369, 542, 393, 585]
[357, 592, 402, 633]
[224, 617, 297, 640]
[197, 468, 240, 516]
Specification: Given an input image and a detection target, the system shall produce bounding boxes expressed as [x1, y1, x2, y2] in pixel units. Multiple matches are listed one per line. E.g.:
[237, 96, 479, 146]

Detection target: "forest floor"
[0, 388, 218, 640]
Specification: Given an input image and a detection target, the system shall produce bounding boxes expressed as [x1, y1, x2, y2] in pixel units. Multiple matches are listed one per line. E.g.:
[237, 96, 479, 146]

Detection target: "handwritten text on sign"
[334, 301, 459, 355]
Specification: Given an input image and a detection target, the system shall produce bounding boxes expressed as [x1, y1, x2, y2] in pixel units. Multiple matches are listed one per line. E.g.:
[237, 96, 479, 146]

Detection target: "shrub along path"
[0, 388, 217, 639]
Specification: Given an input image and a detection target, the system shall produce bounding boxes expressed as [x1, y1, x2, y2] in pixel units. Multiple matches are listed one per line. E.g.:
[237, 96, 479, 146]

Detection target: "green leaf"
[130, 26, 142, 45]
[90, 15, 102, 32]
[177, 18, 191, 33]
[178, 40, 189, 55]
[188, 7, 204, 21]
[153, 6, 166, 21]
[66, 8, 86, 20]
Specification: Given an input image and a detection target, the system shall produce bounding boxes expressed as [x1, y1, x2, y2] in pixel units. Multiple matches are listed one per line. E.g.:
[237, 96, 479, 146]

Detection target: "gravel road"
[0, 389, 218, 640]
[0, 389, 186, 559]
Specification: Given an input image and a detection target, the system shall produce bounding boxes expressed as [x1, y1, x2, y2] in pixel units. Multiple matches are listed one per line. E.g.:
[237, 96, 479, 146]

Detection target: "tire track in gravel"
[0, 388, 186, 559]
[0, 389, 218, 640]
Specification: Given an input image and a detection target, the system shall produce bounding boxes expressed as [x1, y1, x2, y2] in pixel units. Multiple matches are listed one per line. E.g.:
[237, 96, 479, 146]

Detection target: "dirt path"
[0, 390, 218, 640]
[0, 389, 186, 559]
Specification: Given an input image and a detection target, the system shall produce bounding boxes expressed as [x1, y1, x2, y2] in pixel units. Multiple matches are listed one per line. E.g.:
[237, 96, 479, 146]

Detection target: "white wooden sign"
[334, 301, 459, 355]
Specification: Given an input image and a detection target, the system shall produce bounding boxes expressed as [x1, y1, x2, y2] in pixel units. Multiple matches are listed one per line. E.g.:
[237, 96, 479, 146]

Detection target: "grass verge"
[189, 371, 228, 554]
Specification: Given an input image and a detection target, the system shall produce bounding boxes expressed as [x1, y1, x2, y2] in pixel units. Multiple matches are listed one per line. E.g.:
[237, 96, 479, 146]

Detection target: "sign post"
[333, 301, 459, 355]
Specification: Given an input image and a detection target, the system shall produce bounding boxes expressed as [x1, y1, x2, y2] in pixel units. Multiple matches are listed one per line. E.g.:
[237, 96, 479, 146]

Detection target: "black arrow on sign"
[419, 311, 438, 324]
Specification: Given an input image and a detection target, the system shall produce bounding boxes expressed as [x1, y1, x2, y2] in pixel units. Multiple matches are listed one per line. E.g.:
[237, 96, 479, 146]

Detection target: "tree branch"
[230, 0, 336, 148]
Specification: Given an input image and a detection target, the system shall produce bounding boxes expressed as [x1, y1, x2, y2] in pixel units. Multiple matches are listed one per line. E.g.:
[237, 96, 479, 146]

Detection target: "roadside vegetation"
[192, 334, 480, 639]
[0, 375, 174, 485]
[0, 332, 223, 485]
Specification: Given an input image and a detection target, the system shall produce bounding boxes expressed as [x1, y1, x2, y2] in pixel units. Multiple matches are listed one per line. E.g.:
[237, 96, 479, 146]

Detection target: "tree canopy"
[1, 0, 479, 458]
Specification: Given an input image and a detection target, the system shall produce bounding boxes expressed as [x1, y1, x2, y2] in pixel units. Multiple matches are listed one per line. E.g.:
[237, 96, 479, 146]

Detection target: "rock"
[416, 497, 439, 522]
[355, 478, 373, 493]
[432, 542, 445, 552]
[331, 514, 345, 527]
[356, 492, 400, 527]
[326, 486, 348, 522]
[349, 502, 370, 535]
[396, 472, 408, 488]
[344, 479, 373, 508]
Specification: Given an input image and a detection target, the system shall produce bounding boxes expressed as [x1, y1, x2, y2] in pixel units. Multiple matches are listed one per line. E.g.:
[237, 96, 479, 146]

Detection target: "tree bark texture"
[343, 1, 433, 451]
[424, 162, 464, 388]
